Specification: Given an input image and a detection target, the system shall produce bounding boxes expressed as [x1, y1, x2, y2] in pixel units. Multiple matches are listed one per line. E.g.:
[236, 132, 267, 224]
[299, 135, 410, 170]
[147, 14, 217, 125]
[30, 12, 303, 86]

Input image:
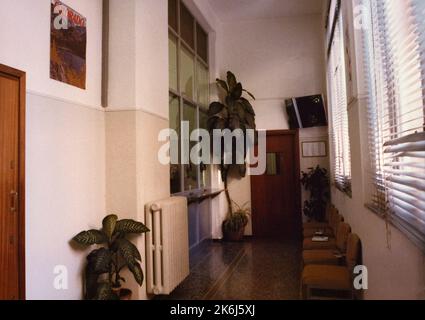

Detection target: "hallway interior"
[159, 239, 302, 300]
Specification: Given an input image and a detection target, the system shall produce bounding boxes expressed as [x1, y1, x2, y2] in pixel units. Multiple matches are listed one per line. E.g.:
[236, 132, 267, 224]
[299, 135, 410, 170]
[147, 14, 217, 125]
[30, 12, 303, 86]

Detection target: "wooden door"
[0, 64, 25, 300]
[251, 131, 301, 239]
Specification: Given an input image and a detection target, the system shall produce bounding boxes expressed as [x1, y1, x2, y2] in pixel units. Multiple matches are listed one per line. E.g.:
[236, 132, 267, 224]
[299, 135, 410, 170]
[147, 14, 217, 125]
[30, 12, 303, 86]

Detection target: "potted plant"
[72, 214, 149, 300]
[301, 166, 330, 222]
[207, 71, 256, 241]
[222, 201, 251, 241]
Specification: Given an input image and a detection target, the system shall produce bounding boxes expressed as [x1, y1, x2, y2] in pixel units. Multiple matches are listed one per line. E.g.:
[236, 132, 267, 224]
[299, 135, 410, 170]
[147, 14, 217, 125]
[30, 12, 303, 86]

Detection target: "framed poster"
[50, 0, 87, 89]
[302, 141, 328, 158]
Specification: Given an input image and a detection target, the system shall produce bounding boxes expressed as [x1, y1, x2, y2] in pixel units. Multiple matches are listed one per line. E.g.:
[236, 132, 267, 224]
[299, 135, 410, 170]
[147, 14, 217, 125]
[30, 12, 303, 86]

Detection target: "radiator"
[145, 196, 189, 295]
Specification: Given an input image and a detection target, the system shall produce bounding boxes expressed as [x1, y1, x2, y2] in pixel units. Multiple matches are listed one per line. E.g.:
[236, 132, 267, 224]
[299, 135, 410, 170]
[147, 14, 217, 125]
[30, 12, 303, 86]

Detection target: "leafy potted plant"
[72, 214, 149, 300]
[222, 201, 251, 241]
[301, 166, 330, 222]
[207, 71, 256, 241]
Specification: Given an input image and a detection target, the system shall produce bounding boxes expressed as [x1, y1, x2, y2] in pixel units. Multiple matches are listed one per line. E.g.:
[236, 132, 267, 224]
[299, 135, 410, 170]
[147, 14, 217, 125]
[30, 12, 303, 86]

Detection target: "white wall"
[327, 0, 425, 299]
[105, 0, 170, 300]
[0, 0, 103, 108]
[217, 14, 328, 235]
[0, 0, 105, 299]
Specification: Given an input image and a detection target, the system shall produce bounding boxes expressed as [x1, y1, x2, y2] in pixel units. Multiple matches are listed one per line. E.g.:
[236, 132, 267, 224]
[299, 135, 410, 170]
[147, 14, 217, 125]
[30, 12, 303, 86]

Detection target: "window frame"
[327, 2, 352, 197]
[362, 0, 425, 249]
[169, 0, 210, 194]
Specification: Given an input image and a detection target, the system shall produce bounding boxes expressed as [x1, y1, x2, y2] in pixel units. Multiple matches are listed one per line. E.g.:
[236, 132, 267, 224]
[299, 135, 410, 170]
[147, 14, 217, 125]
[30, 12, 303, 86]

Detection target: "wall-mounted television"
[285, 95, 328, 129]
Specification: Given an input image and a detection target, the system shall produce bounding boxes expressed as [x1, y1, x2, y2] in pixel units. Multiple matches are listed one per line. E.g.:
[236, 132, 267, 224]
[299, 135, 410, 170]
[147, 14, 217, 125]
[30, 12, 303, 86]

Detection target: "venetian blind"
[328, 10, 352, 193]
[363, 0, 425, 247]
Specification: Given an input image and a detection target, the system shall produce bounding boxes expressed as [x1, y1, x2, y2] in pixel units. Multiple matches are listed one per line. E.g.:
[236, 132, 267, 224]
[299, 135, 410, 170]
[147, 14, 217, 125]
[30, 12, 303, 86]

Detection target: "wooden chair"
[303, 222, 351, 266]
[303, 206, 340, 238]
[302, 216, 346, 250]
[303, 204, 336, 232]
[301, 233, 362, 300]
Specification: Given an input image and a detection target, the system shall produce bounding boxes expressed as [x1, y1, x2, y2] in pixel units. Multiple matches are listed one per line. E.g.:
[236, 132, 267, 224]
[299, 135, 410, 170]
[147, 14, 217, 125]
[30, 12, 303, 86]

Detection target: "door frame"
[251, 130, 302, 237]
[0, 64, 26, 299]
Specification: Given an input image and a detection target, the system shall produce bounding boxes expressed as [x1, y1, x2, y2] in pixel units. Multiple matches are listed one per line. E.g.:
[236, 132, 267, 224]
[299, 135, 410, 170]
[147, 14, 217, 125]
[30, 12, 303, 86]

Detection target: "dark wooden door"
[0, 64, 25, 300]
[251, 131, 301, 239]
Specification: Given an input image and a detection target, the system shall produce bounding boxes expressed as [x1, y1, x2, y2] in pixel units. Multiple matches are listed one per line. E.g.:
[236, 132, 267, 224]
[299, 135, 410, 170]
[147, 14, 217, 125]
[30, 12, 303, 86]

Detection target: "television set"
[285, 95, 328, 129]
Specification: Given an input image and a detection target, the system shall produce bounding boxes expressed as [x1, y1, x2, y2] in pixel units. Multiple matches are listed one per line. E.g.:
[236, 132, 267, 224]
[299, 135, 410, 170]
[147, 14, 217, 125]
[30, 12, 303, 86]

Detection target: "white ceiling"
[207, 0, 326, 22]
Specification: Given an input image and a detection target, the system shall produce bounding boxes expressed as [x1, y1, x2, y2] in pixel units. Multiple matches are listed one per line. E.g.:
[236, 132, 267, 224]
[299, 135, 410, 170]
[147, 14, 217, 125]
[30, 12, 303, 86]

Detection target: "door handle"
[10, 191, 18, 213]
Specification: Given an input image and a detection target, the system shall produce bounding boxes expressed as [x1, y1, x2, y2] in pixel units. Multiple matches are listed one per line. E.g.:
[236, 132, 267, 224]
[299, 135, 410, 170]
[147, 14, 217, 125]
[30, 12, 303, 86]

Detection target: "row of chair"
[301, 205, 362, 300]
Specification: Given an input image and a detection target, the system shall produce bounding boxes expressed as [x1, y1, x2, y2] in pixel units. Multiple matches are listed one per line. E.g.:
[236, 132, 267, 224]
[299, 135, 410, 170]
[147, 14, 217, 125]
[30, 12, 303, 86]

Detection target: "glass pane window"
[197, 60, 209, 107]
[181, 46, 195, 100]
[169, 35, 178, 91]
[169, 95, 181, 194]
[197, 23, 208, 63]
[168, 0, 209, 193]
[199, 110, 210, 188]
[183, 103, 198, 190]
[180, 3, 195, 49]
[168, 0, 178, 32]
[266, 153, 281, 176]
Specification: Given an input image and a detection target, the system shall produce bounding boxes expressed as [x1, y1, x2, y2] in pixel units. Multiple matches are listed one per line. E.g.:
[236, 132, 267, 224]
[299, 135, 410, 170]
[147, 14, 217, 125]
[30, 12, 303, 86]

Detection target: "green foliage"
[72, 214, 149, 300]
[208, 71, 257, 216]
[301, 166, 330, 222]
[223, 201, 250, 233]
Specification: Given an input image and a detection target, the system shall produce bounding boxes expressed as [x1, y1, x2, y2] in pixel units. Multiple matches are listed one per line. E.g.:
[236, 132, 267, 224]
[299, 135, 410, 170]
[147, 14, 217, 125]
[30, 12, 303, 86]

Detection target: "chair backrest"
[336, 222, 352, 252]
[330, 213, 343, 234]
[325, 203, 334, 222]
[326, 205, 335, 222]
[345, 233, 362, 272]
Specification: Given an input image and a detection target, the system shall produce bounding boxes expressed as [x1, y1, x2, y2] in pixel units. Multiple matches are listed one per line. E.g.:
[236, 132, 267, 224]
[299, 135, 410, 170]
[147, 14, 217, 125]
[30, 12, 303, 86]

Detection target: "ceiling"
[206, 0, 326, 22]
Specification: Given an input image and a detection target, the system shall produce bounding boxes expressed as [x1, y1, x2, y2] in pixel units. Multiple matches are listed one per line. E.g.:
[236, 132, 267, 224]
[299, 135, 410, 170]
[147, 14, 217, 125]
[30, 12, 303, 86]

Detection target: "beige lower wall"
[105, 109, 169, 300]
[330, 98, 425, 299]
[26, 93, 106, 299]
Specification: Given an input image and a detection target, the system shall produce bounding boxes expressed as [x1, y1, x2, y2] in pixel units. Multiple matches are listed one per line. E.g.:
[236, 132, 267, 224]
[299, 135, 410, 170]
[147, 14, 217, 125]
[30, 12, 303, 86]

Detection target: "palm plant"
[207, 71, 256, 216]
[72, 214, 149, 300]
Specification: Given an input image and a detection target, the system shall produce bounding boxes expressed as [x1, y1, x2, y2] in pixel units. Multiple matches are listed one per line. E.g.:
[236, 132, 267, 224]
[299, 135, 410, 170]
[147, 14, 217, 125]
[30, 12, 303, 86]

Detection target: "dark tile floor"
[157, 238, 302, 300]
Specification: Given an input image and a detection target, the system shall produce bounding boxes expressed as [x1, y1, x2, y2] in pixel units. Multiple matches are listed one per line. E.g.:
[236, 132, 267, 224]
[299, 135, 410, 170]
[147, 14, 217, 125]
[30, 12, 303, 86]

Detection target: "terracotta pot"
[222, 223, 245, 242]
[119, 288, 132, 300]
[112, 287, 132, 300]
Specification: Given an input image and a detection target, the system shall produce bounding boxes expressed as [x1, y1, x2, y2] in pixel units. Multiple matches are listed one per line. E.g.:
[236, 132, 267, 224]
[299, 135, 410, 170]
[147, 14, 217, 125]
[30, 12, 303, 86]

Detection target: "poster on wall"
[50, 0, 87, 89]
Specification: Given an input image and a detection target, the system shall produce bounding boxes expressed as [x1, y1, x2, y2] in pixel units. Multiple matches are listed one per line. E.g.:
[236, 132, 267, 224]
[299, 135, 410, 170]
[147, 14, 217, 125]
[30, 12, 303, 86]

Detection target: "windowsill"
[364, 203, 386, 218]
[334, 183, 352, 199]
[174, 188, 224, 204]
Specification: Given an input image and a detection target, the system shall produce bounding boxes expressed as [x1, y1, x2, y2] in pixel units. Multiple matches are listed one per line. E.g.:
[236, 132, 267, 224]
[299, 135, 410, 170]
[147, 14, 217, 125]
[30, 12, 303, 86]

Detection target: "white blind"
[363, 0, 425, 247]
[328, 10, 352, 193]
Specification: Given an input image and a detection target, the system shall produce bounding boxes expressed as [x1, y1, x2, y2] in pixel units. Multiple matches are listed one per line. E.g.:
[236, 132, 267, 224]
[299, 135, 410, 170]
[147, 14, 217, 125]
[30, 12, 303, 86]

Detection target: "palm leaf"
[216, 79, 229, 93]
[115, 219, 150, 234]
[87, 248, 112, 274]
[227, 71, 237, 91]
[117, 238, 142, 263]
[128, 261, 144, 286]
[208, 102, 225, 117]
[243, 89, 256, 100]
[73, 230, 107, 245]
[102, 214, 118, 239]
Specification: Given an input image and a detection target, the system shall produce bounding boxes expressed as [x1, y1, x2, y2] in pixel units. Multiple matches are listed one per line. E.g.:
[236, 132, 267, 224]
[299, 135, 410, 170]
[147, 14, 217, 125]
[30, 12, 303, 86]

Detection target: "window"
[363, 0, 425, 247]
[168, 0, 210, 194]
[327, 5, 352, 195]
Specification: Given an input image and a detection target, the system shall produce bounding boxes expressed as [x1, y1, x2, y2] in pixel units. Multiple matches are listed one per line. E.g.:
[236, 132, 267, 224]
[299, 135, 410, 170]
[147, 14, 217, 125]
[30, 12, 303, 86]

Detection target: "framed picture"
[50, 0, 87, 89]
[302, 141, 327, 158]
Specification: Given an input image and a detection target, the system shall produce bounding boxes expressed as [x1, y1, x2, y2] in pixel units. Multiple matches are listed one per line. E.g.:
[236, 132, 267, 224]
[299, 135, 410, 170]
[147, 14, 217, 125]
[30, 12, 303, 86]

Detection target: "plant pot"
[119, 288, 132, 300]
[112, 287, 132, 300]
[222, 223, 245, 242]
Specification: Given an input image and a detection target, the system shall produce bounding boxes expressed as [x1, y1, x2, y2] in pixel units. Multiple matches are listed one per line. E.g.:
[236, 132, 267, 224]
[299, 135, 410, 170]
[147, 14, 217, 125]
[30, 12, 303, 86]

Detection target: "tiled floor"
[157, 238, 302, 300]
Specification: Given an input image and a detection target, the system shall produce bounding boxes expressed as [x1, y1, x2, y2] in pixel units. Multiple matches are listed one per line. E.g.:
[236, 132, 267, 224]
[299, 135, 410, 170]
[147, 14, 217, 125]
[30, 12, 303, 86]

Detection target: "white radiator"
[145, 196, 189, 295]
